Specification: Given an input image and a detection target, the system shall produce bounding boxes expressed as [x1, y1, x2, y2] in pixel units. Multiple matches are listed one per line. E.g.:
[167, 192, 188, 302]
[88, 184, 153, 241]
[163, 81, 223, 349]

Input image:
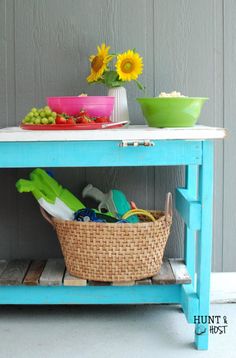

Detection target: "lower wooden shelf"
[0, 258, 191, 287]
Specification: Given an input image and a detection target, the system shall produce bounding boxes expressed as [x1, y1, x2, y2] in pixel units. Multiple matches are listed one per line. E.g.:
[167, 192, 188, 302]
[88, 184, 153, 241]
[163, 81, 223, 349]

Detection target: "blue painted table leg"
[195, 141, 214, 350]
[180, 166, 199, 325]
[184, 164, 198, 288]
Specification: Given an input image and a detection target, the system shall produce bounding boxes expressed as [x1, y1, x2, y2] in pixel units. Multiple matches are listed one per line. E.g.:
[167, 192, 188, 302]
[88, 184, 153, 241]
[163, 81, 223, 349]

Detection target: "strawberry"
[77, 116, 89, 124]
[95, 117, 109, 123]
[76, 112, 92, 123]
[56, 115, 67, 124]
[67, 117, 75, 125]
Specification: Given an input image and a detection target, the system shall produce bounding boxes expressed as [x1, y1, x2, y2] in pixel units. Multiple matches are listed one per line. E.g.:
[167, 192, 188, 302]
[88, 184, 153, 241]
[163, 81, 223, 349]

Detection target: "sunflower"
[116, 50, 143, 82]
[87, 43, 113, 83]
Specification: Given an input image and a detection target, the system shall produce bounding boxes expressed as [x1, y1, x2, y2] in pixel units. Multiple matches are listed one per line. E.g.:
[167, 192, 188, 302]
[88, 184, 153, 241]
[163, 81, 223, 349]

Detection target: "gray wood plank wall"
[0, 0, 233, 271]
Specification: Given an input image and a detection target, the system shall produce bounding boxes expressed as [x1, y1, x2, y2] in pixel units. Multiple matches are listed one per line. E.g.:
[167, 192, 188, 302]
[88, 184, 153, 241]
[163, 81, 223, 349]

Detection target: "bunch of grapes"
[22, 106, 57, 125]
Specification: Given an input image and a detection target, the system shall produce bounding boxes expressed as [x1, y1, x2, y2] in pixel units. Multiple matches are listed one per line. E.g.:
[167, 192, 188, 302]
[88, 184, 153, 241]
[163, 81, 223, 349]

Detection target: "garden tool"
[82, 184, 139, 223]
[16, 168, 85, 220]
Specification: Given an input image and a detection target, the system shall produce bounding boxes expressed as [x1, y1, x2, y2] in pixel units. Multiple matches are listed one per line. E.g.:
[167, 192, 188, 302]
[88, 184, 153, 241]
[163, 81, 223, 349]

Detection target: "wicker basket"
[41, 193, 172, 282]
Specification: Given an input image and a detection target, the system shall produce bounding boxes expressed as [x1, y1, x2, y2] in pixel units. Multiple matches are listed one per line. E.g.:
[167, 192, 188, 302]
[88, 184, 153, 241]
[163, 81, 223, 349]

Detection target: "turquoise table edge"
[0, 140, 202, 167]
[0, 138, 214, 351]
[0, 285, 181, 305]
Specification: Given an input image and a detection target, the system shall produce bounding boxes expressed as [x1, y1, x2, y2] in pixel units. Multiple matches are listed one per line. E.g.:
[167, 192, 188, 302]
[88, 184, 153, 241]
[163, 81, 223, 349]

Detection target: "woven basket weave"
[41, 193, 172, 282]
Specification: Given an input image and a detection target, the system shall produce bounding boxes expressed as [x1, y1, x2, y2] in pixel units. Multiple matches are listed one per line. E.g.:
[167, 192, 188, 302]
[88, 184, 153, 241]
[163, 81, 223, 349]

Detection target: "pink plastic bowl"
[47, 96, 115, 117]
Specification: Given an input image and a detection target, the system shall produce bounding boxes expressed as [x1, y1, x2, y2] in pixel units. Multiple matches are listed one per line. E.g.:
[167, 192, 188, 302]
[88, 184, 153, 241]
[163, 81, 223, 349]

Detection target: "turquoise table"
[0, 125, 226, 350]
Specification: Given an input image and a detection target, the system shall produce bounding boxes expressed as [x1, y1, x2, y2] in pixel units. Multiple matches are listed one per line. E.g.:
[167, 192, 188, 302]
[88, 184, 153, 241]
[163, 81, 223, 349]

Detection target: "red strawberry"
[95, 117, 109, 123]
[76, 116, 89, 124]
[56, 116, 67, 124]
[67, 117, 75, 125]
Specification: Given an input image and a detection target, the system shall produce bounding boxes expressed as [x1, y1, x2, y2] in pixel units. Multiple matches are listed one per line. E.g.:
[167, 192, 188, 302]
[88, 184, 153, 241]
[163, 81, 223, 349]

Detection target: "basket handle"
[165, 192, 173, 222]
[39, 206, 55, 229]
[122, 193, 172, 223]
[122, 209, 156, 222]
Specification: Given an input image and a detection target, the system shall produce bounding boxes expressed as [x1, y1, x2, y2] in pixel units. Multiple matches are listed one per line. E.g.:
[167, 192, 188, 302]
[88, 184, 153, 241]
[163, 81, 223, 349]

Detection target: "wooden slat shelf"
[0, 258, 191, 286]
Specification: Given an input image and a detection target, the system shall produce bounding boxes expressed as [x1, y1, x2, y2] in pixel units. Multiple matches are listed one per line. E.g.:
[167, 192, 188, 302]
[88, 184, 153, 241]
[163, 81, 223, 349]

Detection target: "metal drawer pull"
[119, 140, 155, 147]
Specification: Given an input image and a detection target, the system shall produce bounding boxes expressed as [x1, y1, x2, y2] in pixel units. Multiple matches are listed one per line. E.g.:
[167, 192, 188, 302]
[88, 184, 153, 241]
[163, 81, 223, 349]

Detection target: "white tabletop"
[0, 125, 226, 142]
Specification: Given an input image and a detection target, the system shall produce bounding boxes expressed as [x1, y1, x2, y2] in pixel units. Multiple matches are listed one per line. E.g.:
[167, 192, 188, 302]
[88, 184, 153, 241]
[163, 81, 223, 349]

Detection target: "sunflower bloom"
[87, 43, 113, 83]
[116, 50, 143, 82]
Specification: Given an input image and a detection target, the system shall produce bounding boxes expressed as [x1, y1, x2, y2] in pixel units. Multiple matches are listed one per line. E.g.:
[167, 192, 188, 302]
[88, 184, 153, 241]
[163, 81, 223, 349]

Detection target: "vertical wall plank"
[0, 0, 7, 127]
[0, 0, 16, 127]
[212, 0, 224, 271]
[223, 0, 236, 271]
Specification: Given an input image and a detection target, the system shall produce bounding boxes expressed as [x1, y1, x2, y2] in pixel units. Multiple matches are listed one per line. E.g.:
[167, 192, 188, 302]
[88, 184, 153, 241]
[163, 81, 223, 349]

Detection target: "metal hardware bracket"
[119, 140, 155, 147]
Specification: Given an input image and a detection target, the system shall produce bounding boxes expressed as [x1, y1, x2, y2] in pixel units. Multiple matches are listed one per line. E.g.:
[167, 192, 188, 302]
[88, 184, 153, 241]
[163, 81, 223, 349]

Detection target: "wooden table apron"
[0, 137, 214, 350]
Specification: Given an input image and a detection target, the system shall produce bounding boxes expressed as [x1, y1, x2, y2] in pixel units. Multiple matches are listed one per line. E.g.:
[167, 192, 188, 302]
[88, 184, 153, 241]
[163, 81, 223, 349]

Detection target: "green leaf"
[110, 80, 124, 87]
[103, 71, 119, 85]
[132, 48, 136, 53]
[103, 70, 121, 88]
[88, 78, 105, 85]
[135, 80, 145, 91]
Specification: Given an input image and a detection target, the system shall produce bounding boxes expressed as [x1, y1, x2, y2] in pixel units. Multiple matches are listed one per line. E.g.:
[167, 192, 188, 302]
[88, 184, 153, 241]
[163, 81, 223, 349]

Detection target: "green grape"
[25, 116, 32, 123]
[28, 112, 34, 118]
[52, 111, 57, 118]
[44, 106, 50, 111]
[48, 116, 54, 124]
[34, 111, 39, 117]
[41, 117, 48, 124]
[35, 118, 41, 125]
[31, 107, 37, 113]
[45, 109, 52, 116]
[40, 111, 45, 117]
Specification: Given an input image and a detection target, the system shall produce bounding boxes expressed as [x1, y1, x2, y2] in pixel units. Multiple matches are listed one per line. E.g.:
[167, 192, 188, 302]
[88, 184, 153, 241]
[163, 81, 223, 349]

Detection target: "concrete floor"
[0, 304, 235, 358]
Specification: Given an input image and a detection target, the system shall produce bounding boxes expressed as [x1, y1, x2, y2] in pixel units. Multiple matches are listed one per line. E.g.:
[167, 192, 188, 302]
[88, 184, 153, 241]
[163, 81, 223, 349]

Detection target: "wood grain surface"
[169, 258, 191, 284]
[152, 259, 176, 285]
[39, 259, 65, 286]
[23, 260, 46, 285]
[64, 271, 87, 286]
[0, 260, 30, 285]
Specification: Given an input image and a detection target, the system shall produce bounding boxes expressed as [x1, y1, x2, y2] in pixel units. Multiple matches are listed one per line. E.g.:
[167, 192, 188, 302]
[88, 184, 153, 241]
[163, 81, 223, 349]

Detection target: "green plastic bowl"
[136, 97, 208, 127]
